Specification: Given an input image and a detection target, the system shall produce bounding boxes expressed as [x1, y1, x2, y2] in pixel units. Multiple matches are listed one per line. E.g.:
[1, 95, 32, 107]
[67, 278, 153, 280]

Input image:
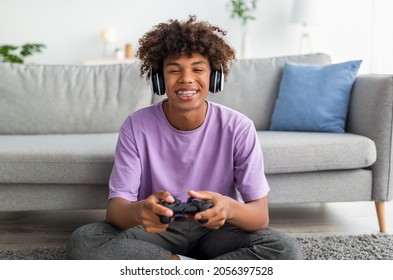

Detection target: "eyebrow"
[165, 60, 209, 68]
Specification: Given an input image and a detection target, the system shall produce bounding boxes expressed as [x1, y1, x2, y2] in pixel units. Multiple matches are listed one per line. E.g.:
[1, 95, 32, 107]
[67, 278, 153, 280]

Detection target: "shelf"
[82, 58, 137, 65]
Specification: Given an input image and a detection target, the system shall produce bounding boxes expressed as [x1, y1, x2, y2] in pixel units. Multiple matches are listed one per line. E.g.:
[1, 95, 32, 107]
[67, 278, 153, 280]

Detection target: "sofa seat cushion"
[0, 133, 118, 184]
[0, 131, 377, 184]
[259, 131, 376, 174]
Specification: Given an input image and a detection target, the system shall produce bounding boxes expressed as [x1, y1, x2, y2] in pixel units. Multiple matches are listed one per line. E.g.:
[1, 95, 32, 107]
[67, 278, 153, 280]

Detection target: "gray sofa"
[1, 53, 391, 233]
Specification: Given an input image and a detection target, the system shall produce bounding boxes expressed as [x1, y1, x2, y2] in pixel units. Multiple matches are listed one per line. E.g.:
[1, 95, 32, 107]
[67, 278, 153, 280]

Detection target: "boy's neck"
[162, 101, 208, 131]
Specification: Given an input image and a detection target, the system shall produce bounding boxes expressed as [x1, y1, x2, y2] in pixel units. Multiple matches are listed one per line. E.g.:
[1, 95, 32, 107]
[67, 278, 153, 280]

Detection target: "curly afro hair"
[137, 15, 235, 81]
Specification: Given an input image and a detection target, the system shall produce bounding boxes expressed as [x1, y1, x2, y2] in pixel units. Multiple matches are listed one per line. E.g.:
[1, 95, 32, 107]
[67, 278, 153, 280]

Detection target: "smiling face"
[162, 52, 211, 130]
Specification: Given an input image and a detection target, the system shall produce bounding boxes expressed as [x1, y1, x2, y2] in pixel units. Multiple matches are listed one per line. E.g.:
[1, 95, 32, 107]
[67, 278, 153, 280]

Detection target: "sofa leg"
[375, 201, 387, 233]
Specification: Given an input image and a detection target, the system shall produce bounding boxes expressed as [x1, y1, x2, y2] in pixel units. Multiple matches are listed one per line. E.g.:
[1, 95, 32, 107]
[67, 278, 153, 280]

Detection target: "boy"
[66, 16, 303, 260]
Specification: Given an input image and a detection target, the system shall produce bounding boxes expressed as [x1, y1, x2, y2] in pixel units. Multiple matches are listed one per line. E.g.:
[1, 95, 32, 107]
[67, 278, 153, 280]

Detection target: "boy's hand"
[188, 190, 231, 229]
[138, 191, 175, 233]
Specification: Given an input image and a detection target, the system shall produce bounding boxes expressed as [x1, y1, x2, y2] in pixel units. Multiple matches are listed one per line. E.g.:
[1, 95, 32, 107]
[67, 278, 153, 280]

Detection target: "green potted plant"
[0, 43, 46, 63]
[228, 0, 258, 25]
[227, 0, 258, 58]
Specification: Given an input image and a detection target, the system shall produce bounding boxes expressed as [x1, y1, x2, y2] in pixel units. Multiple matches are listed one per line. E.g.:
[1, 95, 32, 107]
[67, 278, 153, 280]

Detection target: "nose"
[178, 70, 194, 84]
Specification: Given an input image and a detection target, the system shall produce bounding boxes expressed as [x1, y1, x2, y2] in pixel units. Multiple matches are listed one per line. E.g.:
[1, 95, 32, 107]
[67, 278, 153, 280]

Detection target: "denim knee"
[66, 224, 90, 259]
[278, 233, 304, 260]
[66, 222, 110, 259]
[249, 228, 304, 260]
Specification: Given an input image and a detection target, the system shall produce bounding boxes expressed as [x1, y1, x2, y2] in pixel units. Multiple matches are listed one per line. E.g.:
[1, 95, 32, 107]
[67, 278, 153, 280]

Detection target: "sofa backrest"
[0, 62, 151, 134]
[1, 53, 331, 134]
[207, 53, 332, 130]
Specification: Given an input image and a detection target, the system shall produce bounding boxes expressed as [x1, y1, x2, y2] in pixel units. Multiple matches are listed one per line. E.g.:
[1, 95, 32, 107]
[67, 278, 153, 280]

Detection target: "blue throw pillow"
[269, 60, 362, 133]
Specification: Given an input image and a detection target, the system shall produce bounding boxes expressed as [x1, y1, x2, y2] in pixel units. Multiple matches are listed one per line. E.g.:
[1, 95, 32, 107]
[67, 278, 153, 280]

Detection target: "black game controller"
[159, 197, 213, 224]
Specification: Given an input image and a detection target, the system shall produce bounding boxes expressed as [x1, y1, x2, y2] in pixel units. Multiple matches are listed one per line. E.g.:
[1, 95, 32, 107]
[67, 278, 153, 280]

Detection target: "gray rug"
[1, 234, 392, 260]
[296, 233, 393, 260]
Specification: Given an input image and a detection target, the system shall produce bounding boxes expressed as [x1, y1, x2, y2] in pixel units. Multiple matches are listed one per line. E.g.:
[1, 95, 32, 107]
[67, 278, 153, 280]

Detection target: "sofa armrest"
[346, 74, 393, 201]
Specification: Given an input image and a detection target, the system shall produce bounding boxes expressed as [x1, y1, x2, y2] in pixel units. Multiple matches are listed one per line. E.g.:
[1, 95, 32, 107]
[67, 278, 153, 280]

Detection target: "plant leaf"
[0, 45, 18, 55]
[21, 43, 46, 57]
[2, 54, 24, 63]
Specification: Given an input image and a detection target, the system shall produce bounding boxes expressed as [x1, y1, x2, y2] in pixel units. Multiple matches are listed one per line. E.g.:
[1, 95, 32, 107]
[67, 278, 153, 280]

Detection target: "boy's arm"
[226, 196, 269, 231]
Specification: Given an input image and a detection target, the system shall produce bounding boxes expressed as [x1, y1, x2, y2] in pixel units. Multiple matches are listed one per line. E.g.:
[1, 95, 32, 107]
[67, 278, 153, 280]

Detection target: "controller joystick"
[159, 197, 213, 224]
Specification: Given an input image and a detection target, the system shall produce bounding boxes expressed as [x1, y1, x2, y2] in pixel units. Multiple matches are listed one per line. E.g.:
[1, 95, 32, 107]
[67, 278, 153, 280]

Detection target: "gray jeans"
[66, 218, 303, 260]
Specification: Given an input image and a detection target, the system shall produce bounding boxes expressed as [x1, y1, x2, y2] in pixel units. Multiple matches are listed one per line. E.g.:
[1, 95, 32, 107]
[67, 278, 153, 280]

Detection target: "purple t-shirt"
[109, 100, 269, 203]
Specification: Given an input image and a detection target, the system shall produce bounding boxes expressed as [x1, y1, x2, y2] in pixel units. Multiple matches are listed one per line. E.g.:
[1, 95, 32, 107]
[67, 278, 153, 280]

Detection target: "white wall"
[1, 0, 392, 74]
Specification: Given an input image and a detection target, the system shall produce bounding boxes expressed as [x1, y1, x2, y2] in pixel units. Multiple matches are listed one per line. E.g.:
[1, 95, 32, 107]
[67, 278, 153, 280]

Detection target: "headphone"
[150, 65, 224, 95]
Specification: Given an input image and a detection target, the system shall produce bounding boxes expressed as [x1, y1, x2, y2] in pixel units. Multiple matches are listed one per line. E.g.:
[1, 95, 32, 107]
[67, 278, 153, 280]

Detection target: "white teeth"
[177, 90, 197, 96]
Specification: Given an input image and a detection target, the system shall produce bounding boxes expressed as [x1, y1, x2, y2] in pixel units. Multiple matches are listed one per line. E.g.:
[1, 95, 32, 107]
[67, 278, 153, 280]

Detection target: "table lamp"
[101, 28, 117, 57]
[290, 0, 319, 54]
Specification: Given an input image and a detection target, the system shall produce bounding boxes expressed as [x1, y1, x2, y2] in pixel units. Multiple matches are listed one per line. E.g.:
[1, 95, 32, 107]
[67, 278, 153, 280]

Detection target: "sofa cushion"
[269, 60, 362, 133]
[0, 63, 152, 134]
[258, 131, 376, 174]
[205, 53, 332, 130]
[266, 169, 373, 203]
[0, 133, 118, 184]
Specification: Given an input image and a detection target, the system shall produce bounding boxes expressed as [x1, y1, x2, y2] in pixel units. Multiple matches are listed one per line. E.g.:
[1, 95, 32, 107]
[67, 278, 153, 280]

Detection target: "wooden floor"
[0, 200, 392, 249]
[269, 200, 393, 237]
